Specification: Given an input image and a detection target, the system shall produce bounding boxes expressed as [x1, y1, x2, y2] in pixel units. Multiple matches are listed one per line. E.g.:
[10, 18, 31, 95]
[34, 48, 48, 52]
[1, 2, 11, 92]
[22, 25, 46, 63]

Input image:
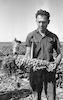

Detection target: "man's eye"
[38, 21, 46, 24]
[38, 21, 41, 23]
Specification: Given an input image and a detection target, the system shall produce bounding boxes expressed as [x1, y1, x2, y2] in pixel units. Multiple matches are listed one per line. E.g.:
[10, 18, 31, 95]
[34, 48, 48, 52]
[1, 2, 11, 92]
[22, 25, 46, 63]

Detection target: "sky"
[0, 0, 63, 42]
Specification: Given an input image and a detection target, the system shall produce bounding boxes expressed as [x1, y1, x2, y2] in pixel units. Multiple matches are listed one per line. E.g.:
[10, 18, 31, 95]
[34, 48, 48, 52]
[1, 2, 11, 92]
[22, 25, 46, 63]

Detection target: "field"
[0, 42, 63, 100]
[0, 42, 26, 56]
[0, 42, 63, 56]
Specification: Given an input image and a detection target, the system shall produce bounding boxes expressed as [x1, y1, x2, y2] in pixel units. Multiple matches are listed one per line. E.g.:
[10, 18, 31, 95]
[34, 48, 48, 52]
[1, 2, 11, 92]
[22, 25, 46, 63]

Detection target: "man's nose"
[40, 22, 43, 26]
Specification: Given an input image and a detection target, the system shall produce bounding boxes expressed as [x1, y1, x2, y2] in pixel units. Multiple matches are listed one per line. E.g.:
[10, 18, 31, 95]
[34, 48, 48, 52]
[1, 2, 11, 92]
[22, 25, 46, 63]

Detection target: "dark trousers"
[29, 68, 56, 100]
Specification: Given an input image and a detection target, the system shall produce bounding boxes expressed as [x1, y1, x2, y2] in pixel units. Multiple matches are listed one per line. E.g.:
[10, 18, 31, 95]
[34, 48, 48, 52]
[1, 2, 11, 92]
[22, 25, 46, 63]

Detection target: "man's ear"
[36, 19, 37, 22]
[48, 20, 50, 24]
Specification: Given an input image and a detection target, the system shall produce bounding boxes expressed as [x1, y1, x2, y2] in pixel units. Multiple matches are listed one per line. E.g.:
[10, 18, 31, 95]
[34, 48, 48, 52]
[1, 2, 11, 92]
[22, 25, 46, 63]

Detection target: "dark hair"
[36, 9, 50, 20]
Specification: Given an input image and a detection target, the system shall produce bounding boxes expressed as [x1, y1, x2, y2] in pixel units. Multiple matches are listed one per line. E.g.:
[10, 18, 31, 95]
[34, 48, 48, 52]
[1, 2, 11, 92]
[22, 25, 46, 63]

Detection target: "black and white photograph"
[0, 0, 63, 100]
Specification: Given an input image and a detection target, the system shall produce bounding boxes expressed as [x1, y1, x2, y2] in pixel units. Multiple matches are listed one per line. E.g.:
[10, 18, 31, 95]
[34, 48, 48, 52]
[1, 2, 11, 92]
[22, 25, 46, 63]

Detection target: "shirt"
[26, 29, 61, 62]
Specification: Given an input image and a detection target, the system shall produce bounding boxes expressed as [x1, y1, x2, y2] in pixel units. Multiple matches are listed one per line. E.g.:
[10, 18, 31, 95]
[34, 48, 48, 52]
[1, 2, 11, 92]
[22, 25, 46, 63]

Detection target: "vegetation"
[0, 42, 63, 100]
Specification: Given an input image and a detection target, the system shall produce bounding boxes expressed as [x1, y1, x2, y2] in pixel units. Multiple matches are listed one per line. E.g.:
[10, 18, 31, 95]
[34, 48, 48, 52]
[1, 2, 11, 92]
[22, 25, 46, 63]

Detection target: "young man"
[25, 9, 62, 100]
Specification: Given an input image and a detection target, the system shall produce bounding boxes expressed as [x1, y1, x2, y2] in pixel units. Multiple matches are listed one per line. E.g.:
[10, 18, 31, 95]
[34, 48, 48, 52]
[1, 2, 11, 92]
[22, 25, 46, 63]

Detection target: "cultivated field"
[0, 42, 63, 100]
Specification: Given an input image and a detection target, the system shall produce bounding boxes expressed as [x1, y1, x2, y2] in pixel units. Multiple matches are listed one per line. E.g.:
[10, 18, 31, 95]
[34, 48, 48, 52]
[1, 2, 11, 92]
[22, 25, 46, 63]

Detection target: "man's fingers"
[47, 63, 56, 72]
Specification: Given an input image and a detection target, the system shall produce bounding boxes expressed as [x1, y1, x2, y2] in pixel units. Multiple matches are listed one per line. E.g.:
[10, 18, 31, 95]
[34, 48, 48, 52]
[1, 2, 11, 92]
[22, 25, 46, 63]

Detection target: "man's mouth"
[40, 27, 43, 30]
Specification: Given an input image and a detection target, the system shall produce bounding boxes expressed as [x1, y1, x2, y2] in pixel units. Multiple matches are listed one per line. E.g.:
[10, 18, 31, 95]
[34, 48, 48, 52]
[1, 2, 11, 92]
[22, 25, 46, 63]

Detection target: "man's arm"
[53, 36, 62, 65]
[47, 53, 62, 72]
[54, 53, 62, 66]
[25, 47, 31, 58]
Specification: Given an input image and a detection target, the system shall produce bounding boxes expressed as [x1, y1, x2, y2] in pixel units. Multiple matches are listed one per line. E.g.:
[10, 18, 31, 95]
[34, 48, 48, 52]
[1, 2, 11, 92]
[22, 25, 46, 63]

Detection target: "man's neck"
[38, 29, 46, 37]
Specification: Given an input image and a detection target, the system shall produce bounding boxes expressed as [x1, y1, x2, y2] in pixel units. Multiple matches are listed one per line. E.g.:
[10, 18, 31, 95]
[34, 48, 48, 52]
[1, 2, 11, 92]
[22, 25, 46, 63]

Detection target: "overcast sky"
[0, 0, 63, 42]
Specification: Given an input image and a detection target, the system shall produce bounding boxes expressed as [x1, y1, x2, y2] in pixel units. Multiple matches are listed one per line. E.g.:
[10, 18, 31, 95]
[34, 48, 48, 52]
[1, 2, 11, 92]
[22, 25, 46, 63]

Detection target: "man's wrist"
[54, 60, 60, 66]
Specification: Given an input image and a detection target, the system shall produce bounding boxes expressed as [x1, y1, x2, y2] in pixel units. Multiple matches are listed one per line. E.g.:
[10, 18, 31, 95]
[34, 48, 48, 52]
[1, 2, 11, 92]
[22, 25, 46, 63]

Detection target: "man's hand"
[47, 62, 57, 72]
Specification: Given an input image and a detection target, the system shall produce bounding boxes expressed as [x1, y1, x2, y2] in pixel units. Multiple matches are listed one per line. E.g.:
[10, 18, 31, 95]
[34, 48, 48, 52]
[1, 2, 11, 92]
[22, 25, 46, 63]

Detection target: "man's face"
[36, 15, 49, 33]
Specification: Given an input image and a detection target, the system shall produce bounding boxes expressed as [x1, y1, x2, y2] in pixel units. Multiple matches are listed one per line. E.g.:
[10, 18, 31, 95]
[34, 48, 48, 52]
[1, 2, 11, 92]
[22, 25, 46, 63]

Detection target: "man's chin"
[41, 29, 46, 33]
[41, 29, 44, 33]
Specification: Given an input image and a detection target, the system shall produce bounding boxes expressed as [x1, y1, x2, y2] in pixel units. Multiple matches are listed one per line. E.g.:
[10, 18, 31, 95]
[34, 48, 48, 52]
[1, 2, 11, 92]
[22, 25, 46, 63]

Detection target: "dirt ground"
[0, 75, 63, 100]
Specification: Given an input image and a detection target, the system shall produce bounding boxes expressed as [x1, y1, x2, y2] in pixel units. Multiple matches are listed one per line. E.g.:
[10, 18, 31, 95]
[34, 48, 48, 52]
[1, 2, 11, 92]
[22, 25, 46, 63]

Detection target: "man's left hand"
[47, 62, 57, 72]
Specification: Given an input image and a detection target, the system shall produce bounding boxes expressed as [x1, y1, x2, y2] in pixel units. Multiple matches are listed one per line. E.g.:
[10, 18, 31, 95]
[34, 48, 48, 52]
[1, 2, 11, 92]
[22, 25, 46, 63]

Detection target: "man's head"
[36, 9, 50, 33]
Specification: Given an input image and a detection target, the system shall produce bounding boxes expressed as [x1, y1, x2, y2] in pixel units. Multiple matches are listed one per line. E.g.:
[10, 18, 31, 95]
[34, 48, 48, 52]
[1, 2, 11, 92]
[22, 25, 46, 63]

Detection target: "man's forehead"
[36, 15, 48, 21]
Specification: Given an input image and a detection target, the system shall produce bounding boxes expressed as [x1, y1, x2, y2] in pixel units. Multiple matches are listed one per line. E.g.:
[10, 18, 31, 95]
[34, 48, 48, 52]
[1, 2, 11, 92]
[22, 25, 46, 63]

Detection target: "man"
[25, 9, 62, 100]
